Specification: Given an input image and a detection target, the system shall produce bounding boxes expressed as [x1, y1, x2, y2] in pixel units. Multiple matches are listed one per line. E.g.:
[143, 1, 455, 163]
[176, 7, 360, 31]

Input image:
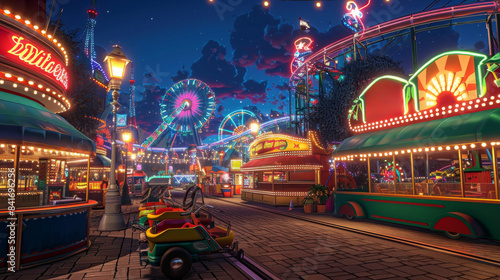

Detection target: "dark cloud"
[191, 40, 245, 95]
[275, 82, 290, 91]
[474, 41, 486, 52]
[171, 65, 189, 83]
[230, 5, 351, 78]
[172, 39, 269, 105]
[278, 93, 287, 100]
[217, 105, 224, 113]
[231, 6, 280, 68]
[217, 79, 268, 104]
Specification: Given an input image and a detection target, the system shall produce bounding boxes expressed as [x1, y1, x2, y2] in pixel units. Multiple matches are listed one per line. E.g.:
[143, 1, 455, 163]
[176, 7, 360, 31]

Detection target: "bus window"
[394, 154, 412, 195]
[427, 150, 460, 197]
[369, 156, 395, 193]
[462, 148, 495, 199]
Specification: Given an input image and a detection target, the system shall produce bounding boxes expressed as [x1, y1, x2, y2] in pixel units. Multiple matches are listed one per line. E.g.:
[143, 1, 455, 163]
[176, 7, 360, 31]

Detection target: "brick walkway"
[203, 194, 500, 280]
[0, 199, 255, 280]
[4, 192, 500, 279]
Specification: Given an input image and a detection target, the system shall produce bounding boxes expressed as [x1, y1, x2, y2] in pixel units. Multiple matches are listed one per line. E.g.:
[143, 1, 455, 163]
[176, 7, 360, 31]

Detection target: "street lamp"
[250, 122, 260, 136]
[219, 151, 225, 166]
[121, 132, 132, 205]
[99, 45, 130, 231]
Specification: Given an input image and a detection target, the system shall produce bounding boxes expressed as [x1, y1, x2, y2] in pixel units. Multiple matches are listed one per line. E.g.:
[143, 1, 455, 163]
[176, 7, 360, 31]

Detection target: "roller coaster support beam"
[305, 62, 309, 137]
[411, 27, 418, 72]
[497, 14, 500, 54]
[487, 15, 496, 56]
[289, 87, 292, 135]
[191, 125, 201, 147]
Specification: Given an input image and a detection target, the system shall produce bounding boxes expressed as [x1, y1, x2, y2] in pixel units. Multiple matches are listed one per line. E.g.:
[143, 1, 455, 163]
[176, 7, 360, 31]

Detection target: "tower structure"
[128, 63, 139, 142]
[84, 0, 108, 87]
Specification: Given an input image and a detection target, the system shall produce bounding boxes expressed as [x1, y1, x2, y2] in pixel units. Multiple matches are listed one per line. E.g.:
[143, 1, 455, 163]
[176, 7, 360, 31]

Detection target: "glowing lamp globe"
[122, 132, 132, 143]
[250, 122, 260, 135]
[104, 45, 130, 85]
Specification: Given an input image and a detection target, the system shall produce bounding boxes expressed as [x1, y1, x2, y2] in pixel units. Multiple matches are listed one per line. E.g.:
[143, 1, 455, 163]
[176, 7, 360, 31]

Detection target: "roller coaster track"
[120, 116, 293, 152]
[290, 1, 500, 85]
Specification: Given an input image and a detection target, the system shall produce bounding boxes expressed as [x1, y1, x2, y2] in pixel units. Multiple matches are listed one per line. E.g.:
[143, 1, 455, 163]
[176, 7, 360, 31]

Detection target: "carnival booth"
[129, 170, 146, 197]
[230, 159, 243, 195]
[67, 154, 110, 207]
[0, 7, 97, 271]
[205, 165, 233, 197]
[241, 131, 333, 206]
[334, 51, 500, 240]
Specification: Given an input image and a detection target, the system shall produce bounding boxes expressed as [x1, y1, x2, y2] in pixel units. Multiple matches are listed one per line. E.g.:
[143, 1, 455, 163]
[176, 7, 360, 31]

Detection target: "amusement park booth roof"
[240, 131, 333, 206]
[0, 91, 95, 153]
[334, 107, 500, 157]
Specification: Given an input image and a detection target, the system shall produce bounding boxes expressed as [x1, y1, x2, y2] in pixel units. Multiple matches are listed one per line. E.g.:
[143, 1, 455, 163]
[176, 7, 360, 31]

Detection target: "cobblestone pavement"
[3, 191, 500, 280]
[214, 195, 500, 263]
[202, 194, 500, 280]
[0, 199, 255, 280]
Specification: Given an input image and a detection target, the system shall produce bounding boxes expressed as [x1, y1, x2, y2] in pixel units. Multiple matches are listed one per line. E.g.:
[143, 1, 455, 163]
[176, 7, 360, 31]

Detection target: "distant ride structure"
[83, 0, 108, 87]
[141, 79, 216, 149]
[218, 110, 260, 141]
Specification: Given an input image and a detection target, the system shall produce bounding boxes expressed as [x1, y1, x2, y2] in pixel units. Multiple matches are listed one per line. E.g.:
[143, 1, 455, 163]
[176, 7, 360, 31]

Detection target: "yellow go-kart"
[140, 206, 242, 279]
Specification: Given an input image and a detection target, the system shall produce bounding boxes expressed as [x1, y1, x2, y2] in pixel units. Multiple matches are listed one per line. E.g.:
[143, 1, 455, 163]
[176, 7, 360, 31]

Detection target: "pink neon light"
[290, 1, 497, 78]
[174, 91, 201, 119]
[290, 37, 314, 74]
[346, 0, 371, 35]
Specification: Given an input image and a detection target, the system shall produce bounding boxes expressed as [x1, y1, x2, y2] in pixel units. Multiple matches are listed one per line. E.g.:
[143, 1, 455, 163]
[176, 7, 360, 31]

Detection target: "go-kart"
[134, 185, 213, 233]
[139, 203, 243, 280]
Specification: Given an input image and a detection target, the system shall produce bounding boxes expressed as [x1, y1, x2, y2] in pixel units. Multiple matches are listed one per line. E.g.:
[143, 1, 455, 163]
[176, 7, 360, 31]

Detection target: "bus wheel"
[344, 214, 355, 220]
[445, 231, 461, 240]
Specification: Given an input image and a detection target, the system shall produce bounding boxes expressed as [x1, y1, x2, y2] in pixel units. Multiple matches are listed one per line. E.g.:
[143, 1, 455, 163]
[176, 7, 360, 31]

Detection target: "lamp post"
[121, 132, 132, 205]
[219, 151, 224, 166]
[99, 45, 130, 231]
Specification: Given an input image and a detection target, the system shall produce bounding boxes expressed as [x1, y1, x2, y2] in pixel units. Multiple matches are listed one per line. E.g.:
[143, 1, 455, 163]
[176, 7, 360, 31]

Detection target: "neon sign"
[348, 51, 493, 134]
[0, 26, 68, 89]
[342, 0, 371, 33]
[290, 37, 313, 73]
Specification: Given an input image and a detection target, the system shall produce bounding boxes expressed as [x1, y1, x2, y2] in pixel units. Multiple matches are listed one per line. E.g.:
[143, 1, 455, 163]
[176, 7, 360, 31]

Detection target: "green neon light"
[146, 175, 172, 182]
[356, 75, 408, 123]
[405, 50, 489, 112]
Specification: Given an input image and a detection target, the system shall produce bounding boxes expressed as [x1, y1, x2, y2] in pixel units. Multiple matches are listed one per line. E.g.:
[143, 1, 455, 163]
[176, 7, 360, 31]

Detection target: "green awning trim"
[334, 108, 500, 156]
[0, 91, 95, 153]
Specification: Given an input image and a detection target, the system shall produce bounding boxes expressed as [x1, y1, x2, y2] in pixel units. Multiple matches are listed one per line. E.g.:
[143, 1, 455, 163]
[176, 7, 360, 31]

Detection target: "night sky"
[53, 0, 488, 141]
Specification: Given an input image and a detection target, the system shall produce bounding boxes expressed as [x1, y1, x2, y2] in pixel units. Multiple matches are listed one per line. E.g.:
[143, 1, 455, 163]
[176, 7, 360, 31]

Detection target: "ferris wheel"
[218, 109, 260, 141]
[141, 79, 215, 148]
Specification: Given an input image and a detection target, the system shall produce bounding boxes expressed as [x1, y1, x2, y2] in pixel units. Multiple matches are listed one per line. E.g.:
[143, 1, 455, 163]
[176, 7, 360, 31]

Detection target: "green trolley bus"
[334, 51, 500, 240]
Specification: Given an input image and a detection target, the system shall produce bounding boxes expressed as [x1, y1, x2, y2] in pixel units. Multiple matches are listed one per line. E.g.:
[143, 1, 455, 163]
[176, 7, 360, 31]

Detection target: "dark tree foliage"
[307, 55, 404, 146]
[55, 22, 102, 140]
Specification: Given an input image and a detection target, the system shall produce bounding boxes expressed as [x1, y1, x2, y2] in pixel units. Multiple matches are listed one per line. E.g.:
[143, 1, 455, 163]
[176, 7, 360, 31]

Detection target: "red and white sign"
[0, 26, 68, 89]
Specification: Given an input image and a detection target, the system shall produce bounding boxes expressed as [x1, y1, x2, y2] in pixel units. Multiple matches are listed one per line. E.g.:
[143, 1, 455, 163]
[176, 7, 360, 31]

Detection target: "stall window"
[394, 154, 412, 194]
[0, 145, 16, 209]
[369, 156, 395, 193]
[462, 148, 494, 199]
[273, 172, 287, 182]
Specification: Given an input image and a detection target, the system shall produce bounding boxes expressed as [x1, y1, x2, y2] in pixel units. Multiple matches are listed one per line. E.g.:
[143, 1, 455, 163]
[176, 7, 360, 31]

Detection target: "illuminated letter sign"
[0, 26, 68, 89]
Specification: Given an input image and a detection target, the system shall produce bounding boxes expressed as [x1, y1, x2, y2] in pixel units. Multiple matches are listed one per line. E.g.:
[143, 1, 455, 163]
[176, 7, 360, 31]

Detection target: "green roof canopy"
[334, 108, 500, 156]
[0, 91, 95, 153]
